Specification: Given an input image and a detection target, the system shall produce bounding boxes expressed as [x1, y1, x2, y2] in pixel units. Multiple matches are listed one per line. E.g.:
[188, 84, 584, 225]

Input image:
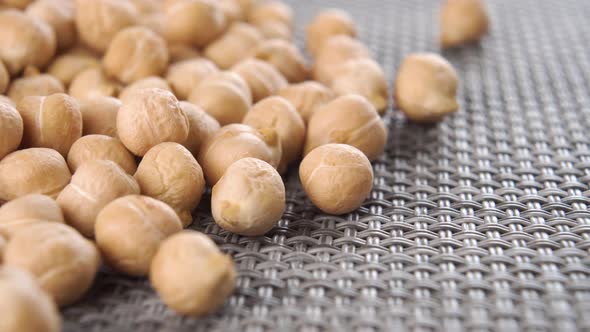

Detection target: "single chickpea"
[0, 102, 23, 160]
[75, 0, 138, 53]
[179, 101, 220, 157]
[305, 94, 387, 161]
[80, 97, 120, 137]
[69, 67, 123, 100]
[47, 48, 100, 87]
[440, 0, 489, 48]
[300, 144, 373, 215]
[0, 10, 56, 75]
[0, 194, 65, 239]
[168, 43, 201, 63]
[17, 93, 82, 157]
[7, 68, 65, 104]
[251, 39, 309, 83]
[4, 222, 100, 307]
[232, 59, 288, 102]
[306, 9, 357, 57]
[198, 124, 280, 185]
[188, 71, 252, 126]
[243, 96, 305, 173]
[278, 81, 335, 123]
[57, 160, 140, 238]
[135, 142, 205, 227]
[0, 60, 9, 94]
[165, 58, 218, 100]
[95, 195, 183, 276]
[119, 76, 171, 101]
[212, 157, 285, 236]
[150, 231, 236, 316]
[0, 148, 71, 200]
[163, 0, 226, 48]
[394, 53, 459, 123]
[248, 1, 292, 39]
[67, 135, 137, 174]
[26, 0, 76, 51]
[0, 267, 62, 332]
[329, 58, 389, 115]
[312, 35, 370, 85]
[117, 88, 189, 156]
[204, 22, 264, 70]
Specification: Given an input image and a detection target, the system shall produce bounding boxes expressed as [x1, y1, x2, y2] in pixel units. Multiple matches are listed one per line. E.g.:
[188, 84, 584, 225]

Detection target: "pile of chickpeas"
[0, 0, 488, 330]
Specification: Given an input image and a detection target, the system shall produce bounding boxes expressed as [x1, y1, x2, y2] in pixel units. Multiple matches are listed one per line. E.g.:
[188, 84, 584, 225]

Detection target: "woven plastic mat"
[63, 0, 590, 331]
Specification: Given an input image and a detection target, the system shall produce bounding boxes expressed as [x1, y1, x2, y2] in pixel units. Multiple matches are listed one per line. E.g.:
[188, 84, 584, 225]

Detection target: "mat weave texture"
[63, 1, 590, 331]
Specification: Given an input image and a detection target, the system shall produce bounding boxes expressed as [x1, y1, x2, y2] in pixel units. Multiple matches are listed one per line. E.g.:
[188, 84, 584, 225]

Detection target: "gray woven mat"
[63, 0, 590, 331]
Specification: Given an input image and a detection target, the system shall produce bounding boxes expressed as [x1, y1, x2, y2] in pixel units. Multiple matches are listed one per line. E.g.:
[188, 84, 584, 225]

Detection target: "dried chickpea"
[188, 71, 252, 126]
[18, 93, 82, 157]
[165, 58, 218, 100]
[80, 97, 120, 137]
[47, 48, 100, 87]
[252, 39, 309, 83]
[0, 194, 65, 238]
[278, 81, 335, 123]
[119, 76, 171, 101]
[179, 101, 220, 156]
[75, 0, 138, 53]
[150, 231, 236, 316]
[7, 68, 65, 103]
[440, 0, 489, 48]
[163, 0, 226, 48]
[394, 53, 459, 122]
[0, 101, 23, 160]
[117, 88, 189, 156]
[300, 144, 373, 215]
[198, 124, 280, 185]
[1, 0, 32, 9]
[57, 160, 140, 237]
[212, 157, 285, 236]
[26, 0, 76, 51]
[0, 148, 71, 200]
[330, 58, 389, 115]
[95, 195, 183, 276]
[0, 60, 9, 94]
[248, 1, 292, 39]
[306, 9, 356, 56]
[0, 267, 61, 332]
[4, 222, 100, 307]
[232, 59, 288, 102]
[135, 142, 205, 227]
[168, 43, 201, 63]
[69, 67, 123, 100]
[243, 96, 305, 173]
[204, 22, 264, 70]
[0, 10, 56, 75]
[312, 35, 370, 85]
[67, 135, 137, 174]
[305, 94, 387, 161]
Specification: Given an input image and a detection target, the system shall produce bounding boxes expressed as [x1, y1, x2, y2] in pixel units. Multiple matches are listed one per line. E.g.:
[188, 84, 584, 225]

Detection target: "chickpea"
[165, 58, 218, 100]
[0, 10, 56, 75]
[163, 0, 226, 48]
[67, 135, 137, 174]
[440, 0, 489, 48]
[312, 35, 370, 85]
[248, 1, 292, 39]
[26, 0, 76, 51]
[7, 68, 65, 103]
[119, 76, 171, 101]
[47, 48, 100, 87]
[252, 39, 309, 83]
[198, 124, 280, 185]
[168, 43, 201, 63]
[394, 53, 459, 122]
[306, 9, 356, 56]
[278, 81, 335, 124]
[204, 22, 264, 70]
[188, 71, 252, 126]
[75, 0, 138, 53]
[150, 231, 236, 316]
[0, 194, 65, 239]
[95, 195, 183, 276]
[117, 88, 189, 156]
[305, 94, 387, 161]
[212, 158, 285, 236]
[0, 267, 61, 332]
[179, 101, 220, 157]
[232, 59, 288, 102]
[0, 101, 23, 160]
[0, 59, 9, 94]
[80, 97, 120, 137]
[243, 96, 305, 173]
[300, 144, 373, 215]
[69, 67, 123, 100]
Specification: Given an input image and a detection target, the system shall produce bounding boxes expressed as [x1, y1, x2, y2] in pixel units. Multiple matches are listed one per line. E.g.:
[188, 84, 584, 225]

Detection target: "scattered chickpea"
[68, 67, 123, 100]
[188, 71, 252, 125]
[26, 0, 76, 51]
[80, 97, 120, 137]
[165, 58, 218, 100]
[47, 48, 100, 87]
[248, 1, 292, 39]
[0, 101, 23, 160]
[0, 194, 65, 239]
[305, 94, 387, 161]
[306, 9, 357, 56]
[163, 0, 226, 48]
[204, 22, 264, 70]
[117, 88, 189, 156]
[168, 43, 201, 63]
[299, 144, 373, 215]
[394, 53, 459, 122]
[232, 58, 288, 102]
[251, 39, 309, 83]
[7, 68, 65, 103]
[312, 35, 370, 85]
[440, 0, 489, 48]
[150, 231, 236, 316]
[0, 60, 9, 94]
[179, 101, 220, 157]
[119, 76, 171, 101]
[278, 81, 335, 123]
[212, 158, 285, 236]
[67, 135, 137, 174]
[0, 267, 62, 332]
[95, 195, 183, 276]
